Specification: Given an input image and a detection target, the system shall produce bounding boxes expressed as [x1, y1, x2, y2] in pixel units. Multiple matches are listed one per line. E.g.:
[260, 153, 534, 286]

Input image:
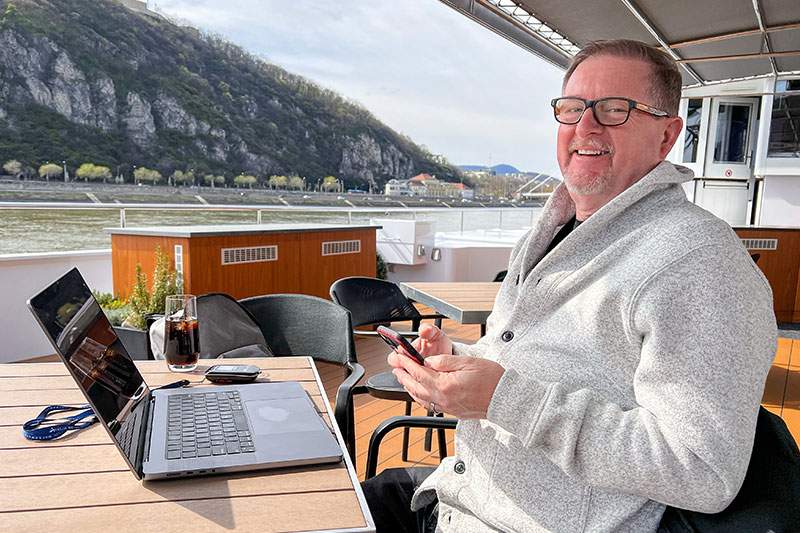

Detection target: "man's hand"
[411, 323, 453, 357]
[388, 328, 505, 419]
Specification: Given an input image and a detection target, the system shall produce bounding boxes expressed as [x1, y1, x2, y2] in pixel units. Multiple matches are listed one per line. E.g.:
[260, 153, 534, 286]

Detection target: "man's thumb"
[418, 323, 442, 340]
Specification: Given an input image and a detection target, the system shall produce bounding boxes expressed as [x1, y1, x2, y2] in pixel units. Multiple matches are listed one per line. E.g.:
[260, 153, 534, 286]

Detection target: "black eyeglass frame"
[550, 97, 670, 126]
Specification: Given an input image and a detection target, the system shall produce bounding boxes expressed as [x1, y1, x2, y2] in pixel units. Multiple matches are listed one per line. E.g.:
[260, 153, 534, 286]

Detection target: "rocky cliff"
[0, 0, 460, 186]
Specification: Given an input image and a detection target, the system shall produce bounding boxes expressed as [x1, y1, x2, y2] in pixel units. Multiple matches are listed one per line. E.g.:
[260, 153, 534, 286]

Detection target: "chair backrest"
[239, 294, 357, 366]
[329, 277, 420, 328]
[196, 293, 272, 359]
[113, 326, 151, 360]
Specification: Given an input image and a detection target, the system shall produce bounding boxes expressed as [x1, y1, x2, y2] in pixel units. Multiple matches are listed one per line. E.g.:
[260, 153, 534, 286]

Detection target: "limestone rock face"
[339, 134, 416, 188]
[0, 1, 458, 186]
[123, 92, 156, 147]
[154, 93, 208, 136]
[0, 29, 116, 129]
[90, 76, 117, 131]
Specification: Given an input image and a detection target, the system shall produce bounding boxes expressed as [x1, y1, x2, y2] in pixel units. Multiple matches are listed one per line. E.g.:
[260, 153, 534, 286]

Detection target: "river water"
[0, 207, 540, 254]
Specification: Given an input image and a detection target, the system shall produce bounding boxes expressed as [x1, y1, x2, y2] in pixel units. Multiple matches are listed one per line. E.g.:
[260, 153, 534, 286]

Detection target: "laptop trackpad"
[246, 398, 326, 435]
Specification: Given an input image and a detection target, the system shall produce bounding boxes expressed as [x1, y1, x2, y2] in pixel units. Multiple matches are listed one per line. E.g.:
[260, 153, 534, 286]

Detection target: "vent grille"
[221, 245, 278, 265]
[741, 238, 777, 251]
[322, 239, 361, 256]
[174, 244, 184, 289]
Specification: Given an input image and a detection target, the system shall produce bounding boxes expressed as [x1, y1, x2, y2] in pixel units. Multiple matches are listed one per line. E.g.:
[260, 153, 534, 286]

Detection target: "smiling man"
[362, 40, 778, 532]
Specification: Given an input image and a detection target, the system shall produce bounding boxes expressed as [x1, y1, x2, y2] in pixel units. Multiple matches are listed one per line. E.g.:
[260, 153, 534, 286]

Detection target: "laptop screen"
[28, 268, 149, 468]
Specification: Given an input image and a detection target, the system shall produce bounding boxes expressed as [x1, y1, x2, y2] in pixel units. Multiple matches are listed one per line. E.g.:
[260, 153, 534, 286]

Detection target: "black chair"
[196, 293, 272, 359]
[330, 276, 448, 462]
[366, 416, 458, 479]
[238, 293, 365, 460]
[114, 326, 152, 360]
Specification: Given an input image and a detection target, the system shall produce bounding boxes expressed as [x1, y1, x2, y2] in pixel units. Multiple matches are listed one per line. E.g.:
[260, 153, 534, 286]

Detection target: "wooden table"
[0, 357, 374, 533]
[401, 282, 500, 336]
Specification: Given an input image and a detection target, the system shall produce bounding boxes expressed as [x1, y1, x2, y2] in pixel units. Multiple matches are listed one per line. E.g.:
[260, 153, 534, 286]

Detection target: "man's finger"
[418, 323, 441, 340]
[393, 369, 431, 403]
[424, 354, 466, 371]
[387, 351, 405, 369]
[395, 353, 438, 388]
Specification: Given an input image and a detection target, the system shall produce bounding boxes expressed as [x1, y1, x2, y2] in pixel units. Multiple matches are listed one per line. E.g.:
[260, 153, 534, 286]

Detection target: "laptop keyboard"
[166, 391, 255, 460]
[118, 408, 140, 457]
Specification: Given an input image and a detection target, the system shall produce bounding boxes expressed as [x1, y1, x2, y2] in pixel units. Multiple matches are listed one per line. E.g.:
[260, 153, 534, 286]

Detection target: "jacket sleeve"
[485, 243, 777, 513]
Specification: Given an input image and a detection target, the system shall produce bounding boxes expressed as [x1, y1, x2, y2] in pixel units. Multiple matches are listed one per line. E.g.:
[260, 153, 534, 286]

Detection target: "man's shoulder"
[638, 188, 738, 249]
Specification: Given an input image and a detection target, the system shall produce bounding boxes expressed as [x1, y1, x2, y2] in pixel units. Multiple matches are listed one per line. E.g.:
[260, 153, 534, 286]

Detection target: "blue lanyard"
[22, 404, 97, 441]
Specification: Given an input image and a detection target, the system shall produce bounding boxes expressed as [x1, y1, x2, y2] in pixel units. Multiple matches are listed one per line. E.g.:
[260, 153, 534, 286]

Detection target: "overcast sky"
[155, 0, 565, 175]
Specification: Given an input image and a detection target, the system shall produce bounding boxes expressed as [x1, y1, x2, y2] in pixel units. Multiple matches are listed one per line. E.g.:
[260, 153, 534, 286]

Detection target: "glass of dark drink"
[164, 295, 200, 372]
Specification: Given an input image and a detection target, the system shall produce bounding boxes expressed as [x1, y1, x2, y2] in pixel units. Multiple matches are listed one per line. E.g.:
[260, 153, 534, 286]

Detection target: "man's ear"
[659, 116, 683, 159]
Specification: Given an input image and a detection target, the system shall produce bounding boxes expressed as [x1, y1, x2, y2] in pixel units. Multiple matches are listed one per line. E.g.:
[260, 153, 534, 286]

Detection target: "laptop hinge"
[135, 390, 155, 479]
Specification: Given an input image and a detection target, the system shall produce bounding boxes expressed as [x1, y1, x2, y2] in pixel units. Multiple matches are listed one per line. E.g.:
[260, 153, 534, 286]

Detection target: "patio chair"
[365, 415, 458, 479]
[329, 276, 448, 462]
[113, 326, 152, 360]
[238, 293, 364, 460]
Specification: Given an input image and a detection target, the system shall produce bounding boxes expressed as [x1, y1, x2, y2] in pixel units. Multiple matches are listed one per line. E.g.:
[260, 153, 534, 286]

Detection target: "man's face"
[556, 55, 680, 200]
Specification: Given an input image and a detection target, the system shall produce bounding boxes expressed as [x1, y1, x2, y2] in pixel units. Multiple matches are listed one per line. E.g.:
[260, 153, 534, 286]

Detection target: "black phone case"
[205, 365, 260, 383]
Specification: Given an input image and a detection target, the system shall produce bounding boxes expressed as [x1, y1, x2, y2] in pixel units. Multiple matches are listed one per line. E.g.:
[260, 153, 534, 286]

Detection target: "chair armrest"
[365, 415, 458, 478]
[334, 362, 365, 440]
[334, 362, 366, 460]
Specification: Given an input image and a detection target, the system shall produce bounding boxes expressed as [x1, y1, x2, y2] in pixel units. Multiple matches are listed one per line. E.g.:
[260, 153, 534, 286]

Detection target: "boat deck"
[317, 318, 800, 480]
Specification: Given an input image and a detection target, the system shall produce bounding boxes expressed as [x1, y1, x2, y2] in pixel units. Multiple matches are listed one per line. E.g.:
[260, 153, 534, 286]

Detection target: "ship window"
[767, 81, 800, 159]
[713, 104, 750, 163]
[683, 99, 702, 163]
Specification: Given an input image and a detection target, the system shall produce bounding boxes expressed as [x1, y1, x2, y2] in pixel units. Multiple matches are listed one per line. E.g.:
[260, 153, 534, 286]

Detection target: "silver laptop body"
[27, 267, 342, 480]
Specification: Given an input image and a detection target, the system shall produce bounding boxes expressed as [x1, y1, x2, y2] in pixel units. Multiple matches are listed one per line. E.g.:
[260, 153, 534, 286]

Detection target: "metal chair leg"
[424, 408, 433, 452]
[437, 413, 448, 459]
[401, 401, 412, 462]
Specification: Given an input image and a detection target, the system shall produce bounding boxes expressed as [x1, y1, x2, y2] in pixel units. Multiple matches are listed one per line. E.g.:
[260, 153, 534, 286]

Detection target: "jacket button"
[501, 330, 514, 342]
[454, 460, 466, 474]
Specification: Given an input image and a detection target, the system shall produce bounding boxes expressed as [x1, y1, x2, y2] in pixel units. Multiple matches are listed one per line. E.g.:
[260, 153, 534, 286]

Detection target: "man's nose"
[575, 106, 603, 135]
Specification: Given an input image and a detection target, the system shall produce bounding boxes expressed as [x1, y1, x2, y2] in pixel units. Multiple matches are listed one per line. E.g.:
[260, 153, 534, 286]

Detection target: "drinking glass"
[164, 295, 200, 372]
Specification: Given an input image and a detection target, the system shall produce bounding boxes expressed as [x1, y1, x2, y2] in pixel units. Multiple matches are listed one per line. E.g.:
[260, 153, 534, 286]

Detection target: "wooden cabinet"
[109, 224, 378, 301]
[734, 227, 800, 323]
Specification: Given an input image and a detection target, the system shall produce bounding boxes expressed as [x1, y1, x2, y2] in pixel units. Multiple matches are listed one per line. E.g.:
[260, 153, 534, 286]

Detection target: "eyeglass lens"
[554, 98, 631, 126]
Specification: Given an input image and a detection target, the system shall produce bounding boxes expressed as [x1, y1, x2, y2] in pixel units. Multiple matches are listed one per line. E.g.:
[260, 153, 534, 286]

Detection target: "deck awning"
[438, 0, 800, 87]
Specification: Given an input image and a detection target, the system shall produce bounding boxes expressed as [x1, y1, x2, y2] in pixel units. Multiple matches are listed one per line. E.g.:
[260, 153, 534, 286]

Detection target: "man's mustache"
[568, 139, 613, 153]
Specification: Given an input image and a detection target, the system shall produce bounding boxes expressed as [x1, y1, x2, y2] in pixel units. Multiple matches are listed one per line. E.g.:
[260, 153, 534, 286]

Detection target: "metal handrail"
[0, 202, 540, 230]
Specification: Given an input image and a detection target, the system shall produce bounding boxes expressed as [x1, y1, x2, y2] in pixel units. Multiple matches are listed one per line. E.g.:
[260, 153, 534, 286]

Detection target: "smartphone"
[376, 326, 425, 365]
[205, 364, 262, 383]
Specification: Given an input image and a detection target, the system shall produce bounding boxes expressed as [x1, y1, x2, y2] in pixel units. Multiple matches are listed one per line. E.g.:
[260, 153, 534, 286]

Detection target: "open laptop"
[27, 267, 342, 480]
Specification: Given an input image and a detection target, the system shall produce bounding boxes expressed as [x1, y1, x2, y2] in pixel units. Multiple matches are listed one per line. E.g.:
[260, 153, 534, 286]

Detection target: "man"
[362, 40, 777, 532]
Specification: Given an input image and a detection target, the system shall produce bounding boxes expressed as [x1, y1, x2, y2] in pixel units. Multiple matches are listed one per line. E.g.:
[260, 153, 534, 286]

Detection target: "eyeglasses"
[550, 97, 670, 126]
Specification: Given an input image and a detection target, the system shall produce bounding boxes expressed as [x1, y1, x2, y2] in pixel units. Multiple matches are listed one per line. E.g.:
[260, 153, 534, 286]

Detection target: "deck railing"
[0, 202, 542, 233]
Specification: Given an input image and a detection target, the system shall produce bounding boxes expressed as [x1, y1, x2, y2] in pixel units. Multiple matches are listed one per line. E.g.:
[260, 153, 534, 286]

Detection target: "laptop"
[27, 267, 342, 480]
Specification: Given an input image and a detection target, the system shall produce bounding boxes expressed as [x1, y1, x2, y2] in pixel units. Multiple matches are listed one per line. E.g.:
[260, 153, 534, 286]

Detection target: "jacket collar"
[516, 161, 694, 279]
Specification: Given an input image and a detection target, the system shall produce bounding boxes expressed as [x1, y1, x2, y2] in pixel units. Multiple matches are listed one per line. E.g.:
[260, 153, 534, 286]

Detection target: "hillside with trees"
[0, 0, 461, 190]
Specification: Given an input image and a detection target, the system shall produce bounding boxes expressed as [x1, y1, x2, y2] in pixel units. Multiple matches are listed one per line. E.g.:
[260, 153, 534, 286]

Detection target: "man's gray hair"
[562, 40, 682, 116]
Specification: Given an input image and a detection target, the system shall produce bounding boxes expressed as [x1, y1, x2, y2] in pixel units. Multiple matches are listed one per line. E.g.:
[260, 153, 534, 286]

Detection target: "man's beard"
[563, 138, 614, 195]
[563, 168, 613, 195]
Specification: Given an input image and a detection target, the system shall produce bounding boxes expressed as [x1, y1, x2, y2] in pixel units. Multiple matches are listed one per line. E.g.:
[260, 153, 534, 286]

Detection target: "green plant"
[92, 291, 129, 326]
[124, 247, 179, 329]
[376, 252, 388, 280]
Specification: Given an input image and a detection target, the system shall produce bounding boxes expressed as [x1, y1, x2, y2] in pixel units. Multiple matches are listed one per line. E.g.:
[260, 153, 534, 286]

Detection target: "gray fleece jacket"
[411, 161, 777, 532]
